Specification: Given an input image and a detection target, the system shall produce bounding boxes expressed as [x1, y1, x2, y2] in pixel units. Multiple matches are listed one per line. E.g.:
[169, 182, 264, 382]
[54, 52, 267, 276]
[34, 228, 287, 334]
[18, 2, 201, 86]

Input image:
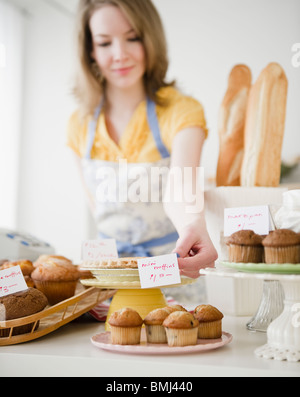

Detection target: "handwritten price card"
[82, 239, 118, 261]
[0, 265, 28, 297]
[137, 253, 181, 289]
[224, 205, 271, 236]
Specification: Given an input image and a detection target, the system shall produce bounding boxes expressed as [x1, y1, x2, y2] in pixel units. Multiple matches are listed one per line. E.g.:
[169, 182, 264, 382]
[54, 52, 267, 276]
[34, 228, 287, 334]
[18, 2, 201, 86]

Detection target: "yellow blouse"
[67, 86, 208, 163]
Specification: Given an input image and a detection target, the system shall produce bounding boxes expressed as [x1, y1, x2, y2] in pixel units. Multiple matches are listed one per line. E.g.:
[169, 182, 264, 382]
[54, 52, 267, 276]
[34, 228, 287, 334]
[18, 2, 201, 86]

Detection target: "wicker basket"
[0, 286, 116, 346]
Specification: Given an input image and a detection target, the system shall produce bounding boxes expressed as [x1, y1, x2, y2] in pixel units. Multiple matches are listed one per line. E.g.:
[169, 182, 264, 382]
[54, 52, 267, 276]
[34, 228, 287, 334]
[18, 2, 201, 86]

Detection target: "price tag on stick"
[137, 254, 181, 289]
[82, 239, 119, 261]
[224, 205, 271, 236]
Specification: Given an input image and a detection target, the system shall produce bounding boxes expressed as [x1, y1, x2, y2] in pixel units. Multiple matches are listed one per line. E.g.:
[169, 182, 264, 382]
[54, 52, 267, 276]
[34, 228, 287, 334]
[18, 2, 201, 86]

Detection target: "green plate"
[219, 261, 300, 274]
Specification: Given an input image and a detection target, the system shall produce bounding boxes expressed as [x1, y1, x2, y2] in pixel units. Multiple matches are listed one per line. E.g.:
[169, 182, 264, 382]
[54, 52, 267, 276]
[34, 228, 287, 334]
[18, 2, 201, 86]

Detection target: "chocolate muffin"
[262, 229, 300, 264]
[226, 230, 264, 263]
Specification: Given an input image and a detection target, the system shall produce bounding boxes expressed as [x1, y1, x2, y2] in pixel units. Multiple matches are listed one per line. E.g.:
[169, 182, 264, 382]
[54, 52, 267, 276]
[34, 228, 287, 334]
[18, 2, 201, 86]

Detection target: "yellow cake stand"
[81, 269, 195, 330]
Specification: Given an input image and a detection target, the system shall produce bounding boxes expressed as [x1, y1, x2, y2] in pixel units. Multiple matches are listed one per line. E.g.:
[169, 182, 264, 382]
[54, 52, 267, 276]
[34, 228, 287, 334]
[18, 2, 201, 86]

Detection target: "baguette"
[241, 62, 288, 187]
[216, 65, 252, 186]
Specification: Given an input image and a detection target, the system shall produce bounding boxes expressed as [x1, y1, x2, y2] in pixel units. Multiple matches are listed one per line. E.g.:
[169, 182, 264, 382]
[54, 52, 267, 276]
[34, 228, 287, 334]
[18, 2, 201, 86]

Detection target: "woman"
[67, 0, 217, 279]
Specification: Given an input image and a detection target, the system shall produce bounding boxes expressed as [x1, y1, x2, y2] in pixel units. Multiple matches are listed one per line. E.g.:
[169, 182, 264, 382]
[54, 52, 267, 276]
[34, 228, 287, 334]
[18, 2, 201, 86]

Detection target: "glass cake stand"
[201, 265, 300, 362]
[80, 268, 195, 331]
[215, 261, 300, 332]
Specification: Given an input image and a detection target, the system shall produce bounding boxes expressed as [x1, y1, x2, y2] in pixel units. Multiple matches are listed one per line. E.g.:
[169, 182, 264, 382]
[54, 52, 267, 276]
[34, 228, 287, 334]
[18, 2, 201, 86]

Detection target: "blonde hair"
[73, 0, 174, 115]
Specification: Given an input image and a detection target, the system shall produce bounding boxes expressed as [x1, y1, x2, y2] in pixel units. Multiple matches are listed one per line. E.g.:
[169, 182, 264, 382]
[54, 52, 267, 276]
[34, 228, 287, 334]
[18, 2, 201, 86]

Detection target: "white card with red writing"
[137, 253, 181, 289]
[82, 239, 119, 261]
[224, 205, 271, 236]
[0, 265, 28, 297]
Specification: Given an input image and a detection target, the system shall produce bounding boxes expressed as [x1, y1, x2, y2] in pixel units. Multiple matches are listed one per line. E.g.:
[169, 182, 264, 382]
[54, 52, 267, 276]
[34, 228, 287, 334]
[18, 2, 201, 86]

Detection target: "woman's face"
[90, 5, 146, 91]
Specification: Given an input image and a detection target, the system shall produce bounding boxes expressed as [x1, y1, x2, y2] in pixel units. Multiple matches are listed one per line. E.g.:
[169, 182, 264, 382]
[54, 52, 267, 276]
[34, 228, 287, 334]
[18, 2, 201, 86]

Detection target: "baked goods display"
[107, 304, 224, 347]
[226, 230, 264, 263]
[108, 307, 143, 345]
[1, 255, 84, 314]
[0, 288, 48, 337]
[216, 64, 252, 186]
[226, 228, 300, 264]
[216, 62, 288, 187]
[262, 229, 300, 264]
[194, 305, 224, 339]
[0, 254, 117, 345]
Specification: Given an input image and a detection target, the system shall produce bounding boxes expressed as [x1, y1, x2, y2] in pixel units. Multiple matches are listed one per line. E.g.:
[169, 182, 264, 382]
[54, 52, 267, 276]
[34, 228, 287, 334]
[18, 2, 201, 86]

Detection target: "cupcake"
[194, 305, 224, 339]
[163, 311, 199, 347]
[31, 260, 80, 305]
[108, 307, 143, 345]
[226, 230, 264, 263]
[144, 308, 171, 343]
[262, 229, 300, 264]
[0, 288, 48, 337]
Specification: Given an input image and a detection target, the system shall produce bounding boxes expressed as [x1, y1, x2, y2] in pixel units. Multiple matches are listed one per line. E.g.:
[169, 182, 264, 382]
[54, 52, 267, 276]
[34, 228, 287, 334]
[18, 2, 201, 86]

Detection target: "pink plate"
[91, 329, 232, 355]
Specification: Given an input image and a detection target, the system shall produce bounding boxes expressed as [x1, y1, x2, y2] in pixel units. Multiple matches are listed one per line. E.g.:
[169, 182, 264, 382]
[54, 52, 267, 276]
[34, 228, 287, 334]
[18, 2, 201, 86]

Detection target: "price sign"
[0, 265, 28, 297]
[137, 254, 181, 289]
[81, 239, 118, 261]
[224, 205, 272, 236]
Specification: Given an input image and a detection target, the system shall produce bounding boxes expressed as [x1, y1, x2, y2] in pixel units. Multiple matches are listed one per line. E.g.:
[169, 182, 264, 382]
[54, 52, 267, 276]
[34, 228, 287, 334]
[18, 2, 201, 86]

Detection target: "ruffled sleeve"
[158, 88, 208, 153]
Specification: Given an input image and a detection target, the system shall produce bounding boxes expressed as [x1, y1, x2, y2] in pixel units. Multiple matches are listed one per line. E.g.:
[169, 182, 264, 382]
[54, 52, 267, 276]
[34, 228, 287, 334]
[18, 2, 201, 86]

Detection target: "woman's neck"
[103, 82, 146, 145]
[104, 83, 146, 117]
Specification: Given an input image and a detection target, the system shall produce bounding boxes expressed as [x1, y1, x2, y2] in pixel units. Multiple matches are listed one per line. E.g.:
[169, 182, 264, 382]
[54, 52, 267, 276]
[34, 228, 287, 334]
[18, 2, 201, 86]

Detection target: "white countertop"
[0, 315, 299, 377]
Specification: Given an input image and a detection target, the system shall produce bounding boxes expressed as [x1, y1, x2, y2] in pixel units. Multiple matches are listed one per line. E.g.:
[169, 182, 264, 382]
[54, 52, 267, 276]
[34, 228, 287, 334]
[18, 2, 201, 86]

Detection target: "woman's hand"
[173, 219, 218, 279]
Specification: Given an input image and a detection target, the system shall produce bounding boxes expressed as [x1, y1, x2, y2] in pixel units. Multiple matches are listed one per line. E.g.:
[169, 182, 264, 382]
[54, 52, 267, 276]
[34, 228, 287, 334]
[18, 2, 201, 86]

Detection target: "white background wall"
[1, 0, 300, 261]
[0, 1, 24, 228]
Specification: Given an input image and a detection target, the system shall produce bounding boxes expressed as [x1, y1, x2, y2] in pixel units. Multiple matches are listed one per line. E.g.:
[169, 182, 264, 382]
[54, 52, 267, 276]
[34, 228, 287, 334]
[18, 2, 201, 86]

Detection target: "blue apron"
[81, 98, 179, 257]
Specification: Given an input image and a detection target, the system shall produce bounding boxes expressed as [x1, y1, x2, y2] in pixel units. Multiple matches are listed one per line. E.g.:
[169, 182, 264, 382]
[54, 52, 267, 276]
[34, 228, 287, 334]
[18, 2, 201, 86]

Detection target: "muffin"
[144, 308, 171, 343]
[31, 260, 80, 305]
[194, 305, 224, 339]
[33, 255, 73, 268]
[0, 288, 48, 337]
[262, 229, 300, 264]
[0, 260, 34, 276]
[165, 304, 187, 313]
[108, 307, 143, 345]
[24, 276, 35, 288]
[226, 230, 264, 263]
[163, 311, 199, 347]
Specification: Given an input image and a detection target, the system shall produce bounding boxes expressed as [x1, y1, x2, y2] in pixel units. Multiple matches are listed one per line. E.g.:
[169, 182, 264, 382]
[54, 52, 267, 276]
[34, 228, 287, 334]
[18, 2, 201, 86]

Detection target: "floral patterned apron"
[81, 98, 179, 257]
